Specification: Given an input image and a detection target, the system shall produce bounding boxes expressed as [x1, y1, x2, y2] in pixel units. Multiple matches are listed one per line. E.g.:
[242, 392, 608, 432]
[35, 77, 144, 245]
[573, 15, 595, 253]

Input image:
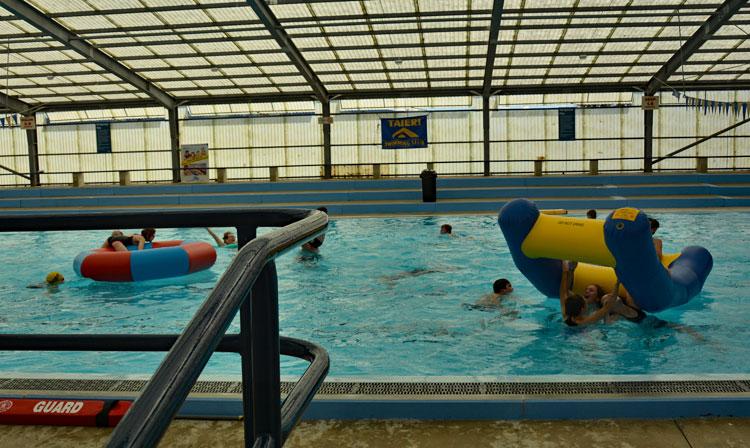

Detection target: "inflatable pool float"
[498, 199, 712, 312]
[74, 240, 216, 282]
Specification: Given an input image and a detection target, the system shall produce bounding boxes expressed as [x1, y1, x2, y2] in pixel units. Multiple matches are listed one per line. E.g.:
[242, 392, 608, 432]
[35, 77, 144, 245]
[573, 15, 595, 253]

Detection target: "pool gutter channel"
[1, 377, 748, 420]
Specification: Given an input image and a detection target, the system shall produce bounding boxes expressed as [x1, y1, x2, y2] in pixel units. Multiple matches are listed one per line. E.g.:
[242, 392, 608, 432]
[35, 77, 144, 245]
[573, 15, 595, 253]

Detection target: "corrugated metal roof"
[0, 0, 746, 111]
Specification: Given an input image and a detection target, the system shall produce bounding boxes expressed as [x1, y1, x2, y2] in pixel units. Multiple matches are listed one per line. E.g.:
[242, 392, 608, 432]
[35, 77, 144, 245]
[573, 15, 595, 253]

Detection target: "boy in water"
[475, 278, 514, 307]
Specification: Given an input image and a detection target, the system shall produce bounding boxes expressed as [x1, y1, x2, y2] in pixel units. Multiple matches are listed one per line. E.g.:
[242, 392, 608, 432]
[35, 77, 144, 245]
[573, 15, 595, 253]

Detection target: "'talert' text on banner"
[180, 143, 209, 183]
[381, 115, 428, 149]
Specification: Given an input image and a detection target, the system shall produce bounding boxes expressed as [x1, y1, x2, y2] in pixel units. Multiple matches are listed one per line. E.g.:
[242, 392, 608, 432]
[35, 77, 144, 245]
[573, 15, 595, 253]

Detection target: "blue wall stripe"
[1, 173, 748, 199]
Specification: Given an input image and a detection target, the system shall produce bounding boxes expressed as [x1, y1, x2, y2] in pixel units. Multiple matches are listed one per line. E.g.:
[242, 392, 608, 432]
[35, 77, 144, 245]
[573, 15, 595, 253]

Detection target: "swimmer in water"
[206, 228, 237, 247]
[27, 271, 65, 289]
[475, 278, 513, 307]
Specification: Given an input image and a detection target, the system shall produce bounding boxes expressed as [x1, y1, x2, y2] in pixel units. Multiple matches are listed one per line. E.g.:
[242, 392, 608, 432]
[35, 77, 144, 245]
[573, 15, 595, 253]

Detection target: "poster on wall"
[558, 108, 576, 141]
[381, 115, 428, 149]
[180, 143, 209, 183]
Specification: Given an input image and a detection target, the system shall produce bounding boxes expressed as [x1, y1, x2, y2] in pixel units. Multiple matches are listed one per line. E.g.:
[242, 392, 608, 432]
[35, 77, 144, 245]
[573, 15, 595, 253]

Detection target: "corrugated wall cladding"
[333, 109, 484, 177]
[181, 114, 323, 180]
[0, 127, 30, 186]
[36, 121, 172, 185]
[1, 95, 749, 186]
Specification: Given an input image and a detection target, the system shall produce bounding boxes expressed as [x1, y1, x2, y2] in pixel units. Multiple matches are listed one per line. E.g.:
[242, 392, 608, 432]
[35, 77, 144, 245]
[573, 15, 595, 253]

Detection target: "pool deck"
[2, 417, 748, 447]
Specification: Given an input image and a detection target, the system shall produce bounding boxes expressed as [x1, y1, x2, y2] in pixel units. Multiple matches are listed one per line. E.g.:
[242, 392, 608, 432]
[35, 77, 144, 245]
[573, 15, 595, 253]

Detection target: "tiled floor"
[1, 418, 749, 447]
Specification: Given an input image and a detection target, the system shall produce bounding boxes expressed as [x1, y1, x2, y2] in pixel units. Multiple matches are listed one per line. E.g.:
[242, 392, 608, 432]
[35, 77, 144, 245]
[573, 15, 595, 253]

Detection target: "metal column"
[168, 107, 181, 183]
[249, 261, 281, 447]
[25, 123, 40, 186]
[322, 100, 332, 179]
[644, 109, 653, 173]
[482, 95, 491, 177]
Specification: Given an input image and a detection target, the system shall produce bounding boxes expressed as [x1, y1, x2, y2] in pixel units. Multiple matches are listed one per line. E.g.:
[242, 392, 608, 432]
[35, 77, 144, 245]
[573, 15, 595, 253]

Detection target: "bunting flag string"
[0, 114, 18, 127]
[682, 94, 748, 119]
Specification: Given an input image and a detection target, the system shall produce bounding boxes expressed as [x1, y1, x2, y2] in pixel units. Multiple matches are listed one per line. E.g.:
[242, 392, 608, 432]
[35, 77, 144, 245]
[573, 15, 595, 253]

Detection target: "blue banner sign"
[95, 122, 112, 153]
[381, 115, 428, 149]
[558, 108, 576, 141]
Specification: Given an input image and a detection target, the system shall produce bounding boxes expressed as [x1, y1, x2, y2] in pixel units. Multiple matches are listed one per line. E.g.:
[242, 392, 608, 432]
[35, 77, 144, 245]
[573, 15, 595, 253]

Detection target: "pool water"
[0, 212, 748, 378]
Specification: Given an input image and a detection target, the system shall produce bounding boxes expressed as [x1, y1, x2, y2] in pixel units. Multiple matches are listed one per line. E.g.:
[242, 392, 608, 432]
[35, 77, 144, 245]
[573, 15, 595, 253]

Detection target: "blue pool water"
[0, 212, 748, 378]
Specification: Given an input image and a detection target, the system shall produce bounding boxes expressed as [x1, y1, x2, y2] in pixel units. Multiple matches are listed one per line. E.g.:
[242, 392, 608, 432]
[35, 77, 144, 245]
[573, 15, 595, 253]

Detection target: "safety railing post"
[534, 158, 544, 176]
[239, 225, 258, 447]
[250, 261, 281, 447]
[589, 159, 599, 175]
[696, 156, 708, 173]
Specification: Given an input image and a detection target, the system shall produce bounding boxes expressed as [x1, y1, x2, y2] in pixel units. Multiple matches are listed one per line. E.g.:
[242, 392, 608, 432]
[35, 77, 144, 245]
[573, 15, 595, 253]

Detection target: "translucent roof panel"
[0, 0, 747, 112]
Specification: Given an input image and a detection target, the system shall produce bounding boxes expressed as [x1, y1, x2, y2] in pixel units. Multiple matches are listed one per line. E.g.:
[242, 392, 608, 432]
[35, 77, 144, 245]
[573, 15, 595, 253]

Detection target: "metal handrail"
[2, 154, 747, 178]
[0, 163, 30, 180]
[0, 333, 330, 445]
[0, 208, 330, 448]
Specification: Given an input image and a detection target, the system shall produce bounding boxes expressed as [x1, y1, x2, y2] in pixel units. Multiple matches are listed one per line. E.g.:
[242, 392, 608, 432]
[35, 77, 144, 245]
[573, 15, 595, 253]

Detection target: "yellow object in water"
[539, 209, 568, 216]
[522, 214, 615, 267]
[520, 212, 680, 295]
[45, 271, 64, 285]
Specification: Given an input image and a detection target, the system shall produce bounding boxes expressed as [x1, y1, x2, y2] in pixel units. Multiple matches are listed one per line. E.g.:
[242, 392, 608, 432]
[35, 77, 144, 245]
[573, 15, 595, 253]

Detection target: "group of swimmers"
[39, 206, 329, 284]
[478, 209, 664, 328]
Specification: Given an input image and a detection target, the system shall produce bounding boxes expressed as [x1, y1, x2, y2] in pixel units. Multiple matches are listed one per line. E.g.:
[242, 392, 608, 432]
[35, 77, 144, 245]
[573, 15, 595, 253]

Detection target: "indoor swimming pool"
[0, 212, 747, 378]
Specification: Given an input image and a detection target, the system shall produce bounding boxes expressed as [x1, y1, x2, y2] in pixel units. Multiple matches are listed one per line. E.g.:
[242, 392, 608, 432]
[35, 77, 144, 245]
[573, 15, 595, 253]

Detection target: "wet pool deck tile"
[1, 418, 749, 447]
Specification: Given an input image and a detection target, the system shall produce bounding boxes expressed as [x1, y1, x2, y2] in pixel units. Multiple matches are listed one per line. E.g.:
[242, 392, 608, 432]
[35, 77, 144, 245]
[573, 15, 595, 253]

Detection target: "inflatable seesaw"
[498, 199, 713, 312]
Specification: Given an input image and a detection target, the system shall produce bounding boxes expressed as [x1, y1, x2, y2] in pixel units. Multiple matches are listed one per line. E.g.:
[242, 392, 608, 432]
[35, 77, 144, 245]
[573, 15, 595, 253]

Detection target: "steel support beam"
[483, 0, 505, 97]
[645, 0, 747, 95]
[25, 123, 40, 186]
[168, 107, 181, 183]
[0, 91, 31, 114]
[11, 80, 750, 113]
[245, 0, 328, 103]
[644, 109, 654, 173]
[9, 45, 750, 68]
[0, 0, 176, 109]
[0, 3, 730, 21]
[482, 95, 491, 177]
[322, 100, 331, 179]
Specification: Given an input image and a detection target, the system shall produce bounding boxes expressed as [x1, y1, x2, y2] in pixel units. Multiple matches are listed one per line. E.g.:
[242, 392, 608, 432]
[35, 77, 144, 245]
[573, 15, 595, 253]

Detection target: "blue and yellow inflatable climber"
[498, 199, 712, 312]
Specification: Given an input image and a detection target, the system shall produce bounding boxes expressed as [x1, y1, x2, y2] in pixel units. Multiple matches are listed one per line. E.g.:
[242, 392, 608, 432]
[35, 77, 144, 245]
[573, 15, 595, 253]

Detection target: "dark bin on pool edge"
[419, 169, 437, 202]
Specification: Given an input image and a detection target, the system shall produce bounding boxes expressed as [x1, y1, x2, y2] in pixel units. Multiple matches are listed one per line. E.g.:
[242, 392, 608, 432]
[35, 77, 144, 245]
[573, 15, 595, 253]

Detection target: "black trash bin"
[419, 169, 437, 202]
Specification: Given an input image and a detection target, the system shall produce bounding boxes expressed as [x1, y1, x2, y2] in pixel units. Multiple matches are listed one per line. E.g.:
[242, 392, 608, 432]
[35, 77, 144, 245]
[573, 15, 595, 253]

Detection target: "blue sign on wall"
[558, 108, 576, 141]
[95, 122, 112, 153]
[381, 115, 428, 149]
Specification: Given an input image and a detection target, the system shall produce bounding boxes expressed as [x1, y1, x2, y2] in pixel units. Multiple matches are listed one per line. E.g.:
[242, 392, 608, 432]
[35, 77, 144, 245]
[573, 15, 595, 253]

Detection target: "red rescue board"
[0, 398, 131, 427]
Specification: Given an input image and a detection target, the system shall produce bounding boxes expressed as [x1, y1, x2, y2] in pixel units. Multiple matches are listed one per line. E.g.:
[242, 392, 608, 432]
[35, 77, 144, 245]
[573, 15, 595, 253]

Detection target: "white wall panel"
[2, 94, 749, 188]
[0, 127, 29, 186]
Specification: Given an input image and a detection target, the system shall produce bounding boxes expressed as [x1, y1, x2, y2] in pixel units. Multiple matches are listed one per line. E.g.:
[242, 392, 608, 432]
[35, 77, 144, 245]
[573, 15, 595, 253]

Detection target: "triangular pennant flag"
[0, 117, 5, 127]
[703, 99, 708, 114]
[734, 102, 739, 116]
[743, 103, 748, 119]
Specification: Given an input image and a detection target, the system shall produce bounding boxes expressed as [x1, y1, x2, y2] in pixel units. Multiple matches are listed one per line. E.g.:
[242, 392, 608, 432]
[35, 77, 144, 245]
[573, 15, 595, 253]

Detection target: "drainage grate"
[110, 380, 147, 392]
[0, 378, 121, 392]
[190, 381, 238, 394]
[0, 378, 747, 397]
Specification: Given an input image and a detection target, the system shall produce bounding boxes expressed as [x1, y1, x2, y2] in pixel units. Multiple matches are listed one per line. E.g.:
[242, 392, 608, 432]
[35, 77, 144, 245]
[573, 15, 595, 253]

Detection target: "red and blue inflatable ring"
[74, 240, 216, 282]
